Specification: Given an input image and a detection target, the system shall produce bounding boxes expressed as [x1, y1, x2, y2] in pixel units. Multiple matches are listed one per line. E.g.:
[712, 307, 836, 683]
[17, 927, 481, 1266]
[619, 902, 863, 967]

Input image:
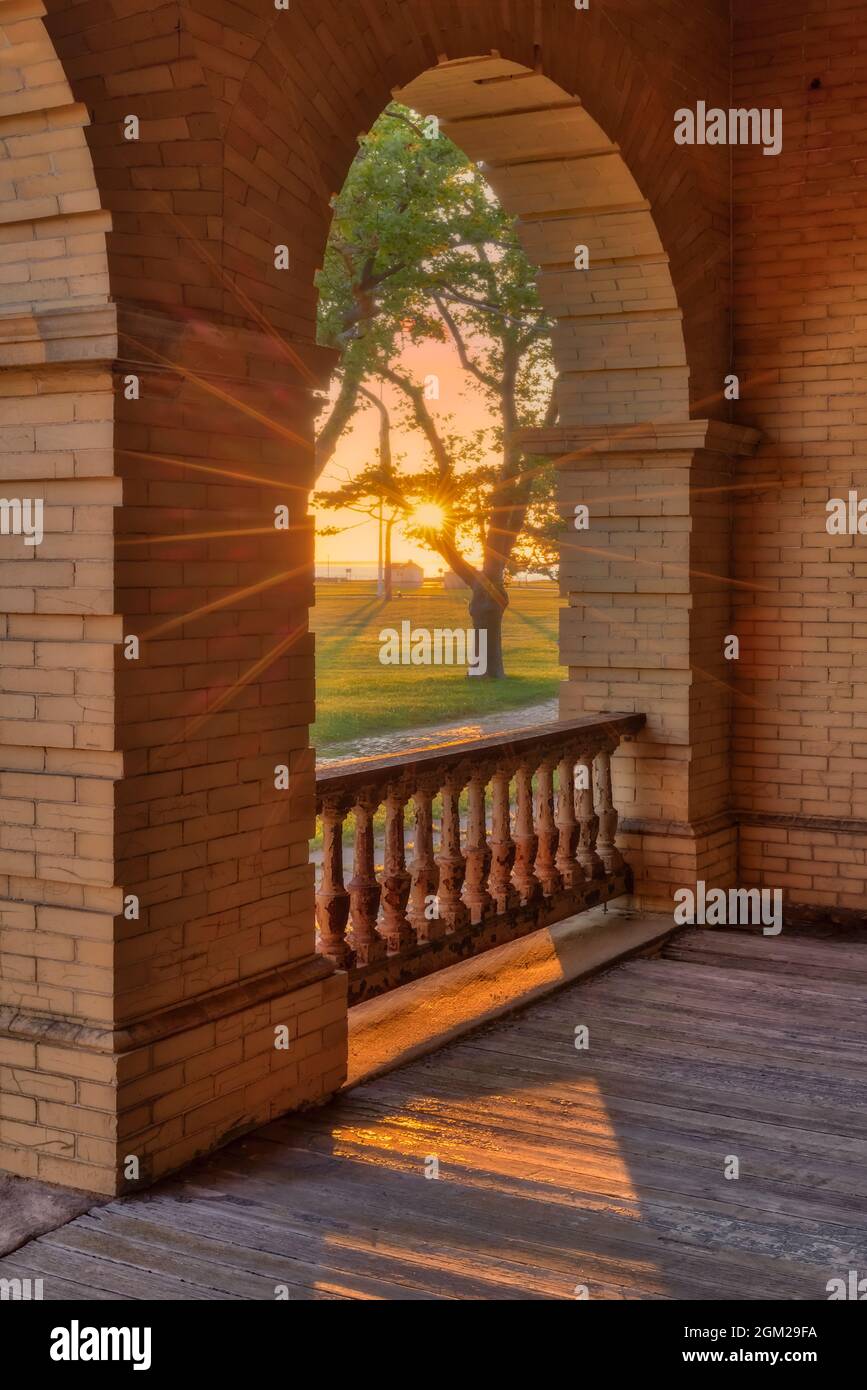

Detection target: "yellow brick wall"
[2, 0, 864, 1194]
[732, 0, 867, 912]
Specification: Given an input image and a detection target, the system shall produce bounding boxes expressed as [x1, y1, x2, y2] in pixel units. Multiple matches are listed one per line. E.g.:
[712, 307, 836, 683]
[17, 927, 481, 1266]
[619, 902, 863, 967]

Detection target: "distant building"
[389, 561, 424, 587]
[442, 571, 469, 590]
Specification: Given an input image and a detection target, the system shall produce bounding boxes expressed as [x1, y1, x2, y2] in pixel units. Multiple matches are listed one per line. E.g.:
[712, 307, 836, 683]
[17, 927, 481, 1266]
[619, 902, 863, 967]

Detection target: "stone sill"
[347, 898, 677, 1089]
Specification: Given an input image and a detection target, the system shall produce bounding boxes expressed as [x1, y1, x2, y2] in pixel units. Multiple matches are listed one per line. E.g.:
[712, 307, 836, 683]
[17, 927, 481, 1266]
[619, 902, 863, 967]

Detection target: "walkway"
[317, 699, 559, 766]
[1, 929, 864, 1299]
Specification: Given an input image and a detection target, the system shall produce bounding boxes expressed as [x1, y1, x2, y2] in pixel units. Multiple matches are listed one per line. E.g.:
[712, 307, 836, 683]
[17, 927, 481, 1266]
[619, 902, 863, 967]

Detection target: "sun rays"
[116, 203, 782, 750]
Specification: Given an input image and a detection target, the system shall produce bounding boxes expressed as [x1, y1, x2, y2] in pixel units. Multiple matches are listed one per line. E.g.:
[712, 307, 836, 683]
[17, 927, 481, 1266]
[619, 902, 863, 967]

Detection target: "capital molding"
[515, 418, 762, 460]
[0, 303, 118, 369]
[0, 954, 339, 1057]
[115, 302, 337, 393]
[620, 809, 737, 841]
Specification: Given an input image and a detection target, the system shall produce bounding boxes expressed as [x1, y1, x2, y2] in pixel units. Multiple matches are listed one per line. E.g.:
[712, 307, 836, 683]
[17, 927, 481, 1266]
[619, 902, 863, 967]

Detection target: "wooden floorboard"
[1, 928, 865, 1300]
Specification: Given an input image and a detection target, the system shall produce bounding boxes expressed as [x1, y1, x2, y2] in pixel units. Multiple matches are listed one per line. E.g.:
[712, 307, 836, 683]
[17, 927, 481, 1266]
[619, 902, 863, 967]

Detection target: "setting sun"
[411, 501, 446, 531]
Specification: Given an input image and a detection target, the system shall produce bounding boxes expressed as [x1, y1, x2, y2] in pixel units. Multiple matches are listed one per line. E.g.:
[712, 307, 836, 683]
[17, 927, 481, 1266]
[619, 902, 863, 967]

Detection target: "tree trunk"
[469, 580, 507, 680]
[315, 361, 364, 480]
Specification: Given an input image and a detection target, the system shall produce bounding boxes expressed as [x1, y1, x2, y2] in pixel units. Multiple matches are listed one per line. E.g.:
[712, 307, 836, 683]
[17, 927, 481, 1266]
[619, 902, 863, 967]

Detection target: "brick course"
[0, 0, 864, 1190]
[732, 0, 867, 909]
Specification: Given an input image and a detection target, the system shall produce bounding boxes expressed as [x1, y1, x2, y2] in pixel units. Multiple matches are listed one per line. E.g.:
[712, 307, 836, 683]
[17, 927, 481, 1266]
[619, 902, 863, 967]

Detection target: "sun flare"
[411, 501, 446, 531]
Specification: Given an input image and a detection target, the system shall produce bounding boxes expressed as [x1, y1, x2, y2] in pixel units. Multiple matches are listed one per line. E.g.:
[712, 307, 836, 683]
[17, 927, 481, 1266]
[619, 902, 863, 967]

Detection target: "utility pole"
[376, 495, 384, 596]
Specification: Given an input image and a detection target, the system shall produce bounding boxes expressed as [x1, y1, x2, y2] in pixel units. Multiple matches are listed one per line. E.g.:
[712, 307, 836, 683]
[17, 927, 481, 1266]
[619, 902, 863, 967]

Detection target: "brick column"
[520, 420, 760, 909]
[0, 302, 347, 1195]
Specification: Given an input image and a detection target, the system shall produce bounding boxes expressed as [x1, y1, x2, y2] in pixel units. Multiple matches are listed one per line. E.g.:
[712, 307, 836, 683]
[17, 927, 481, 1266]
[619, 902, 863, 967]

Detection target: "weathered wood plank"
[0, 1257, 131, 1301]
[0, 1240, 232, 1301]
[131, 1183, 819, 1302]
[270, 1090, 867, 1197]
[0, 929, 863, 1300]
[150, 1157, 845, 1301]
[74, 1207, 520, 1301]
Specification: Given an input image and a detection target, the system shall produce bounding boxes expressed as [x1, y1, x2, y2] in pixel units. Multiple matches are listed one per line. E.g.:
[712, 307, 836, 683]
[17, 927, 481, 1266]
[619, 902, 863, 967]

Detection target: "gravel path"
[317, 697, 559, 767]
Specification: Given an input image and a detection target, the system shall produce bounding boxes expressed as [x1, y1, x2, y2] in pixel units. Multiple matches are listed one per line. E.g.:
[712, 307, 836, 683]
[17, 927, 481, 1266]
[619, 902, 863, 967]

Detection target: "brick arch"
[185, 0, 724, 417]
[0, 3, 111, 322]
[16, 0, 727, 403]
[0, 0, 116, 937]
[0, 0, 740, 1194]
[397, 58, 690, 427]
[207, 43, 694, 424]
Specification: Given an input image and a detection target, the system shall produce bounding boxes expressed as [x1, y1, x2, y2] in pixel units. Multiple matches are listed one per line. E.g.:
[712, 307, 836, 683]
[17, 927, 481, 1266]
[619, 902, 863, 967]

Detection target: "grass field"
[311, 581, 562, 750]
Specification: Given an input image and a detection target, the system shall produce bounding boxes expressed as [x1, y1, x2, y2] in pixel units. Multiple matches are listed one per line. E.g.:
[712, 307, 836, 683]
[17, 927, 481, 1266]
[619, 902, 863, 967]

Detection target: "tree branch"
[432, 293, 499, 393]
[315, 364, 364, 480]
[378, 365, 453, 480]
[359, 385, 393, 472]
[381, 107, 429, 140]
[433, 284, 539, 331]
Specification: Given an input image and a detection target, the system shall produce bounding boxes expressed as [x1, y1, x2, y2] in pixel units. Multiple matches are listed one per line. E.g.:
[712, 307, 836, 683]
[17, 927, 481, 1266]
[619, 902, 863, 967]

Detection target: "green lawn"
[312, 581, 563, 750]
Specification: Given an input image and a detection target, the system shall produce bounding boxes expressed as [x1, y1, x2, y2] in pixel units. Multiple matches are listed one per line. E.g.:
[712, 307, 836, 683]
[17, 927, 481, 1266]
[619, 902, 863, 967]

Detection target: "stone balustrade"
[315, 713, 645, 1003]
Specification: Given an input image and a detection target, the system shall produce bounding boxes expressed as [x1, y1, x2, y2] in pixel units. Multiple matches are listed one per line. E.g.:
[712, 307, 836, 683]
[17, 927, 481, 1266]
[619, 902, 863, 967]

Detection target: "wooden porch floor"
[2, 928, 866, 1300]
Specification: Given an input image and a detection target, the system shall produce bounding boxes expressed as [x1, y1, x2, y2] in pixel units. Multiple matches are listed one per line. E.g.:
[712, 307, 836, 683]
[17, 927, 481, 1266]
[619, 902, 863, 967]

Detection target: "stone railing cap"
[316, 712, 645, 800]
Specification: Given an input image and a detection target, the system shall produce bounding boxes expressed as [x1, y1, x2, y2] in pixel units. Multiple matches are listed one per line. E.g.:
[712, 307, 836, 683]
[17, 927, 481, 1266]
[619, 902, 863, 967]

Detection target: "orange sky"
[314, 333, 493, 577]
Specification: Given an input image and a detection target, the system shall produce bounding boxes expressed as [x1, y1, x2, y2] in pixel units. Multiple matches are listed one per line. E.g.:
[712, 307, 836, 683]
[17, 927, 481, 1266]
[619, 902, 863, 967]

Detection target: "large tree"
[315, 105, 558, 678]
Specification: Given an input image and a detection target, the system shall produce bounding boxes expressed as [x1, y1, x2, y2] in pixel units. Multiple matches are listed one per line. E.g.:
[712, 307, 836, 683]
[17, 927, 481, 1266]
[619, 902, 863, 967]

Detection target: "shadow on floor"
[1, 928, 865, 1299]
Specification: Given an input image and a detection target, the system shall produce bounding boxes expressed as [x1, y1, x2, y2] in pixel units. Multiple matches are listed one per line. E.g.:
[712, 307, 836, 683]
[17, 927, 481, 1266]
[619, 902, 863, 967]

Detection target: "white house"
[388, 561, 424, 587]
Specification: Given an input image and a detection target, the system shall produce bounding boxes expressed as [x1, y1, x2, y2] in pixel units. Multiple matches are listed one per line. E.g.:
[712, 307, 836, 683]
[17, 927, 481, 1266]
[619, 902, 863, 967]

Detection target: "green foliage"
[315, 104, 561, 670]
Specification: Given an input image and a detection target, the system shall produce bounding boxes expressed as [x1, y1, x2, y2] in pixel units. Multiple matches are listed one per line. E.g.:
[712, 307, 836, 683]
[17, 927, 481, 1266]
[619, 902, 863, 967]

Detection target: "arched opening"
[4, 0, 855, 1303]
[310, 54, 690, 765]
[0, 6, 737, 1196]
[398, 56, 689, 425]
[312, 90, 561, 758]
[307, 57, 695, 999]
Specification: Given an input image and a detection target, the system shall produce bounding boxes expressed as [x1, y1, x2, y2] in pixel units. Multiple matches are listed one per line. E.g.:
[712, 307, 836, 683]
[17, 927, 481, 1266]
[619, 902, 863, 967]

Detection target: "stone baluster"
[436, 771, 469, 930]
[315, 794, 353, 968]
[347, 789, 386, 964]
[576, 750, 604, 880]
[489, 764, 519, 913]
[315, 720, 638, 991]
[381, 782, 414, 952]
[463, 767, 493, 924]
[533, 756, 562, 898]
[512, 758, 542, 905]
[555, 752, 580, 888]
[408, 780, 442, 941]
[594, 744, 624, 873]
